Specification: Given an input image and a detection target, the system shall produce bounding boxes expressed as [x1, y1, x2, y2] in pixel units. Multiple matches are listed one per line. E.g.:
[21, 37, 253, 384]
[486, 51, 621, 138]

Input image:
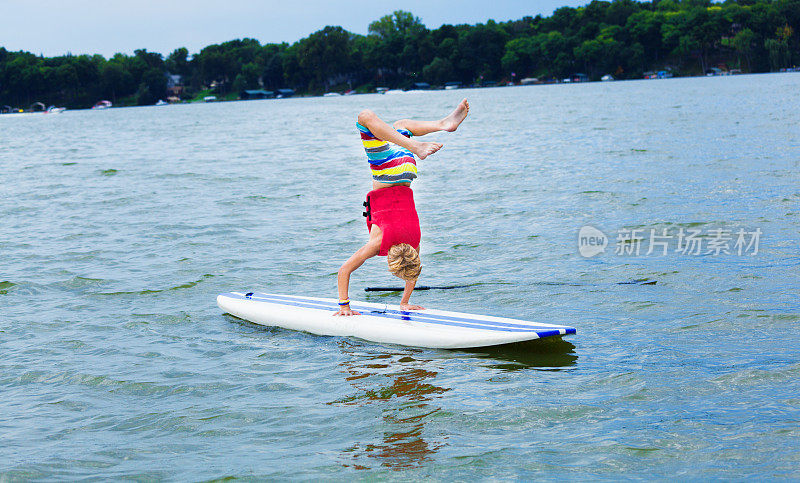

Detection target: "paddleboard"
[217, 292, 576, 349]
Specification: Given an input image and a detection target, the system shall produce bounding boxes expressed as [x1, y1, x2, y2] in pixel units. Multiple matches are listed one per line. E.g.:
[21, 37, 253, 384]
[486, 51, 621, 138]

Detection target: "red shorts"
[365, 185, 421, 256]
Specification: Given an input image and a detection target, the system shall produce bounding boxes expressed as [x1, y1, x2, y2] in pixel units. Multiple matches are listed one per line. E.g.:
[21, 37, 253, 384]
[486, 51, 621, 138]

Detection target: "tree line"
[1, 0, 798, 109]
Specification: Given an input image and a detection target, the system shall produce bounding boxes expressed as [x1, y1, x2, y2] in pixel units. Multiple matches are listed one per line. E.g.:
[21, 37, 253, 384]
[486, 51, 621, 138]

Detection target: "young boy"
[335, 99, 470, 316]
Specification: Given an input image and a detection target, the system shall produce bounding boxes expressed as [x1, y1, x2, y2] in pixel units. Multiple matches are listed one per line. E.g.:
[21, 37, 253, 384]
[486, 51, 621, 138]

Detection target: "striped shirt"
[356, 122, 417, 184]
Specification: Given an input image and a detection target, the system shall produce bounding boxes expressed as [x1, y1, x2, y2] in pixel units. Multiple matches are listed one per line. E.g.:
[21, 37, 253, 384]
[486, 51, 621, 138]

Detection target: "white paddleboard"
[217, 292, 576, 349]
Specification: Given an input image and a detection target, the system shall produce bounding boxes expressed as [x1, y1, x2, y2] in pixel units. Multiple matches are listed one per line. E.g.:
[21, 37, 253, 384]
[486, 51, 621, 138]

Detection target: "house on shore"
[276, 89, 295, 98]
[167, 74, 184, 99]
[241, 89, 274, 100]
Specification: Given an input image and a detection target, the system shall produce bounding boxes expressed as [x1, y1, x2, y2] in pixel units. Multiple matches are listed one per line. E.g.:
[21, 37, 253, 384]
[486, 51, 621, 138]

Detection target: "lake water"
[2, 74, 799, 479]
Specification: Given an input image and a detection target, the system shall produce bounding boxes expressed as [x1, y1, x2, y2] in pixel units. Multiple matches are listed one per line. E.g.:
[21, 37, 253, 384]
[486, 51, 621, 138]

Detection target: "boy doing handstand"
[335, 99, 470, 316]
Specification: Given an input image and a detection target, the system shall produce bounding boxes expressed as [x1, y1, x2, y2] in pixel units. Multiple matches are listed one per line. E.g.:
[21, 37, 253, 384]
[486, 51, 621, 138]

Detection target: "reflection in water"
[330, 337, 578, 470]
[332, 345, 448, 470]
[465, 337, 578, 371]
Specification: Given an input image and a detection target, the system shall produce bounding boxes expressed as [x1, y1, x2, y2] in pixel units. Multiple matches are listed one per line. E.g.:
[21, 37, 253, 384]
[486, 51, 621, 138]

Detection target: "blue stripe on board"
[247, 292, 573, 333]
[224, 293, 542, 334]
[220, 292, 575, 336]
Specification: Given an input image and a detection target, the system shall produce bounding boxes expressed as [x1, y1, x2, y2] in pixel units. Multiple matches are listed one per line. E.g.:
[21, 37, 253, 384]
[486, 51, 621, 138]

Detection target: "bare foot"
[441, 98, 470, 132]
[410, 140, 443, 160]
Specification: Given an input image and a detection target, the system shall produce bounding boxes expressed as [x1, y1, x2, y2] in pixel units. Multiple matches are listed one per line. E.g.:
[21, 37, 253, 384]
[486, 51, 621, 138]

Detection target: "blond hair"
[387, 243, 422, 281]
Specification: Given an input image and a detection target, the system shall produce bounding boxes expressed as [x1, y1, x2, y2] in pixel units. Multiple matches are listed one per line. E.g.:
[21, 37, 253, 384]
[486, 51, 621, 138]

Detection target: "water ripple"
[2, 75, 800, 479]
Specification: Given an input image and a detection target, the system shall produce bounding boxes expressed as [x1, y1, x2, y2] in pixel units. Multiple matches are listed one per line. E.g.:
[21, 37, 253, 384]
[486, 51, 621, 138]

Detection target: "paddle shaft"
[364, 279, 656, 292]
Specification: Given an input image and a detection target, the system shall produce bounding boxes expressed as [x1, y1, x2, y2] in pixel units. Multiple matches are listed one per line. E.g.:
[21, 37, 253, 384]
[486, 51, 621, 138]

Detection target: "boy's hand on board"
[333, 307, 361, 316]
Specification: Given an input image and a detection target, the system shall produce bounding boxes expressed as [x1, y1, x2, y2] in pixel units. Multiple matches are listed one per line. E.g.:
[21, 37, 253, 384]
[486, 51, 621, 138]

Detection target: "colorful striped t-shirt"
[356, 122, 417, 184]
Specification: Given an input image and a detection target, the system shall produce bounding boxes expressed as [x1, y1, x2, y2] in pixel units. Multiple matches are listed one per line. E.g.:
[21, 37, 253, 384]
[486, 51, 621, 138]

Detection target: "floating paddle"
[365, 279, 656, 292]
[365, 285, 474, 292]
[617, 278, 657, 285]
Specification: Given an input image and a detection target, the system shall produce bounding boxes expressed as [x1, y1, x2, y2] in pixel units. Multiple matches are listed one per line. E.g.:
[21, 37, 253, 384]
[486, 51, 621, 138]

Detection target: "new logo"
[578, 226, 607, 258]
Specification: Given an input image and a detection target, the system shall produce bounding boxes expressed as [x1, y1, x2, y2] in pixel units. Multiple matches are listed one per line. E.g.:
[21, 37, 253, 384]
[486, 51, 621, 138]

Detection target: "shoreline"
[3, 69, 798, 115]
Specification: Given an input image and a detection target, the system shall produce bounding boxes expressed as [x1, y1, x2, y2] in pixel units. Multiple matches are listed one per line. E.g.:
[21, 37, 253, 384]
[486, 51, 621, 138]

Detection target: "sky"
[2, 0, 592, 58]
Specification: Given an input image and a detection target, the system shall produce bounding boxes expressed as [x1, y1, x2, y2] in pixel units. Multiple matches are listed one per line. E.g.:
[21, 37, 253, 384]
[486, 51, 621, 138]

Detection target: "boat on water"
[92, 100, 112, 109]
[0, 104, 66, 116]
[0, 111, 28, 118]
[155, 99, 169, 106]
[322, 92, 341, 97]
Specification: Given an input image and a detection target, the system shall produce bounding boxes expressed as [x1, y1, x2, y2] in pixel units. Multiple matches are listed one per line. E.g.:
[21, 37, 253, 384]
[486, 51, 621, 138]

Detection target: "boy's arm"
[335, 239, 380, 316]
[400, 279, 424, 311]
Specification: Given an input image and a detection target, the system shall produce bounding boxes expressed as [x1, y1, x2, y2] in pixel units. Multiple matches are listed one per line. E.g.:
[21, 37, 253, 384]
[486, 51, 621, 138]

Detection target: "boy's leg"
[358, 110, 443, 160]
[393, 98, 470, 136]
[391, 119, 444, 137]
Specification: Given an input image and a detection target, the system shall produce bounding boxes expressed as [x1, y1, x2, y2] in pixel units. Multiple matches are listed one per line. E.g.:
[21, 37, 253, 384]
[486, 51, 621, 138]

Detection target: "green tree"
[539, 31, 571, 76]
[422, 56, 455, 84]
[232, 62, 261, 92]
[456, 21, 509, 82]
[137, 67, 167, 104]
[261, 46, 287, 90]
[56, 63, 79, 101]
[166, 47, 190, 77]
[100, 62, 134, 102]
[574, 39, 604, 76]
[1, 2, 799, 106]
[722, 28, 756, 71]
[369, 10, 425, 39]
[765, 37, 791, 70]
[135, 49, 165, 70]
[365, 10, 428, 85]
[626, 11, 665, 64]
[291, 26, 357, 92]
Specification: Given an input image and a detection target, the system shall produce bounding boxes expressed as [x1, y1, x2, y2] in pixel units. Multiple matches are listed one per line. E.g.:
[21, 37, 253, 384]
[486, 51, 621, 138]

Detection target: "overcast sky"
[2, 0, 592, 58]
